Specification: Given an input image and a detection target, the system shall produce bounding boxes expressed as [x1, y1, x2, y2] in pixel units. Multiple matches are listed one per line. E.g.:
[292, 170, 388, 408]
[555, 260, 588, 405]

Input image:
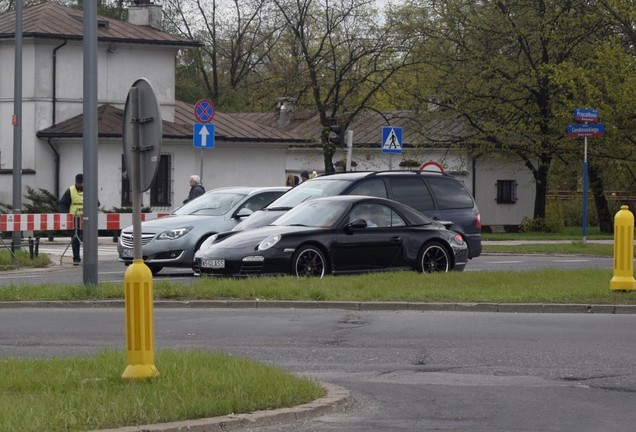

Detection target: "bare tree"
[272, 0, 419, 172]
[163, 0, 284, 108]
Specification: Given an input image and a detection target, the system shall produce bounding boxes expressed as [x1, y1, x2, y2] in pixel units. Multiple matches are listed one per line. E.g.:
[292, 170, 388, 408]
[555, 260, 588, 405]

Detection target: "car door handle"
[390, 236, 401, 242]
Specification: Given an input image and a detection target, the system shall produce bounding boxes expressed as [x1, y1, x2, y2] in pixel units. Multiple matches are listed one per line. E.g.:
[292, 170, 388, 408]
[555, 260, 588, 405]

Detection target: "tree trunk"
[320, 126, 336, 173]
[533, 163, 549, 219]
[588, 163, 613, 233]
[323, 143, 336, 173]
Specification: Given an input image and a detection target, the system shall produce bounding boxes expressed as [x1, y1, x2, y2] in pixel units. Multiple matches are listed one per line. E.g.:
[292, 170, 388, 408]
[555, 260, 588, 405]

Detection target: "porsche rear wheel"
[418, 242, 450, 273]
[292, 246, 328, 278]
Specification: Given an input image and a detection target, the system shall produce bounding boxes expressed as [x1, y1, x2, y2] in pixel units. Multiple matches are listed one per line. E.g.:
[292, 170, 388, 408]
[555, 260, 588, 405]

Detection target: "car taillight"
[454, 233, 464, 243]
[475, 212, 481, 230]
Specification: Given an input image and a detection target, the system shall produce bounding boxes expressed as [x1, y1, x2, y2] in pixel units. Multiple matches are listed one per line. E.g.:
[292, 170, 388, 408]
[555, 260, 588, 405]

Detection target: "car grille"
[240, 262, 264, 275]
[120, 232, 155, 248]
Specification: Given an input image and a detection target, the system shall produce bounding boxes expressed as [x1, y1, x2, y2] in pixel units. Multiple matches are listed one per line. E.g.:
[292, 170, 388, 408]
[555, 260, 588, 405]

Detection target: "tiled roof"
[0, 3, 200, 47]
[37, 102, 466, 148]
[340, 110, 468, 147]
[234, 108, 467, 147]
[173, 102, 308, 142]
[37, 103, 312, 143]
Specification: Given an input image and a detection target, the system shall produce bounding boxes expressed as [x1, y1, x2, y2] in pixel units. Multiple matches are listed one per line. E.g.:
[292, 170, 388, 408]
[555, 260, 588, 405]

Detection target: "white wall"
[166, 142, 290, 211]
[55, 138, 290, 212]
[473, 154, 535, 225]
[0, 37, 179, 207]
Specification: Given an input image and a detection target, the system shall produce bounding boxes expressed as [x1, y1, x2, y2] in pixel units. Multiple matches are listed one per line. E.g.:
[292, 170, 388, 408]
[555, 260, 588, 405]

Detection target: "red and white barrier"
[0, 213, 170, 232]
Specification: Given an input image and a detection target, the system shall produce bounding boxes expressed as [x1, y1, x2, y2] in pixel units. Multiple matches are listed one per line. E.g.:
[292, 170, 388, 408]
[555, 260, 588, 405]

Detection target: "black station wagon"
[234, 171, 482, 259]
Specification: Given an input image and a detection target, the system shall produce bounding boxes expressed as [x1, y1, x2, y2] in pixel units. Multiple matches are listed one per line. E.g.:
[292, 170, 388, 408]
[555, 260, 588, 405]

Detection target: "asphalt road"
[1, 307, 636, 432]
[2, 238, 634, 431]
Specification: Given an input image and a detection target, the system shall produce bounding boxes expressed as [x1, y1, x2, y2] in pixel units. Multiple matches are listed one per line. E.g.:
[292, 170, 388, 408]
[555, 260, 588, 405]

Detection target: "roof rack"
[317, 169, 449, 178]
[362, 169, 448, 176]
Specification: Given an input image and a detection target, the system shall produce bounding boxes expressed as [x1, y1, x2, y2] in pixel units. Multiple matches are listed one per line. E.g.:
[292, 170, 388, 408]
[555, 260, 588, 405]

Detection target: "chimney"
[277, 97, 297, 130]
[128, 1, 163, 30]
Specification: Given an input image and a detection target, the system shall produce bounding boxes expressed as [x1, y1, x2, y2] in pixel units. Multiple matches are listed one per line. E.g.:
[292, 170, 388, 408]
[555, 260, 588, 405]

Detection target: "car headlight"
[258, 234, 281, 251]
[157, 226, 193, 240]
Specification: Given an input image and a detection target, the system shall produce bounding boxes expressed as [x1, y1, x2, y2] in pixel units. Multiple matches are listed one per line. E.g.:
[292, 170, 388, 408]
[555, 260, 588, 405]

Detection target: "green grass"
[0, 349, 324, 432]
[482, 226, 614, 241]
[483, 242, 620, 256]
[2, 269, 635, 304]
[0, 249, 50, 271]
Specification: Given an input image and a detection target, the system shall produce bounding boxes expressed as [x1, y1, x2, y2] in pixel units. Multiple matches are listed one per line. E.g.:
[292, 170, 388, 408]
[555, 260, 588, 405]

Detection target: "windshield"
[273, 200, 347, 228]
[265, 179, 352, 209]
[173, 192, 246, 216]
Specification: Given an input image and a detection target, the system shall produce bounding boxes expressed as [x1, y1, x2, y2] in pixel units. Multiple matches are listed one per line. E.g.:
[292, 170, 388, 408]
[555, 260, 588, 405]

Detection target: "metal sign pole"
[11, 0, 23, 251]
[83, 0, 99, 285]
[346, 130, 353, 171]
[582, 135, 588, 245]
[570, 109, 601, 246]
[199, 148, 204, 183]
[130, 88, 142, 259]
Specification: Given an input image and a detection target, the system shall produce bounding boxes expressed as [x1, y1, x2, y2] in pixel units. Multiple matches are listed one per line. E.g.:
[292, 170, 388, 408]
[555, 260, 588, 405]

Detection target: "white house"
[0, 3, 534, 227]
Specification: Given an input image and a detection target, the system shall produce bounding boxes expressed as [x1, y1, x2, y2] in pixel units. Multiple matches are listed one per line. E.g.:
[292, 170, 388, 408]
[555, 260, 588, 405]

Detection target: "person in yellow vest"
[59, 173, 84, 265]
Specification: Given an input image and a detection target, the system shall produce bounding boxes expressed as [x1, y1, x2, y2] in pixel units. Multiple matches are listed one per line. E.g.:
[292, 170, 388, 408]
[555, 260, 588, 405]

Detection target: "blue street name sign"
[194, 123, 215, 148]
[567, 123, 605, 137]
[382, 126, 402, 154]
[573, 108, 599, 123]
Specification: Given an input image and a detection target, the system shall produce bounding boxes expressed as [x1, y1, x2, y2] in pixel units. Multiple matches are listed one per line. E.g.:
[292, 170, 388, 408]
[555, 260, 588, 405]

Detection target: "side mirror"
[347, 219, 368, 229]
[235, 208, 254, 219]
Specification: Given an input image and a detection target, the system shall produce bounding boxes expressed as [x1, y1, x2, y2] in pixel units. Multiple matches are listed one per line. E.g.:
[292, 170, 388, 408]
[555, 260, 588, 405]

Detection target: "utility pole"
[11, 0, 23, 251]
[83, 0, 99, 285]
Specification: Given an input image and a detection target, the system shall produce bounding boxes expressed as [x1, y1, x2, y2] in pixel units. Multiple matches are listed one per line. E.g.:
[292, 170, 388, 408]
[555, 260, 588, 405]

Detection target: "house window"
[121, 155, 131, 207]
[121, 154, 172, 207]
[496, 180, 517, 204]
[150, 154, 171, 206]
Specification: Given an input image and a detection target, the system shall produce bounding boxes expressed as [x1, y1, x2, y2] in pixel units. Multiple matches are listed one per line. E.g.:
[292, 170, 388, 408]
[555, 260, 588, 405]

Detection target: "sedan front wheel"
[418, 242, 451, 273]
[292, 245, 328, 278]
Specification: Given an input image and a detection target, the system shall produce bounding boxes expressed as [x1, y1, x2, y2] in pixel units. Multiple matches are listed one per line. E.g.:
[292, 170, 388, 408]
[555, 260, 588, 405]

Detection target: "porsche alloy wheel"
[418, 242, 451, 273]
[293, 246, 328, 278]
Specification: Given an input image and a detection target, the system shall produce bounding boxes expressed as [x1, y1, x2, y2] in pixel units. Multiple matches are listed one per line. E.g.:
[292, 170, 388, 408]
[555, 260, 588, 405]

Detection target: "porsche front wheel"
[292, 246, 328, 278]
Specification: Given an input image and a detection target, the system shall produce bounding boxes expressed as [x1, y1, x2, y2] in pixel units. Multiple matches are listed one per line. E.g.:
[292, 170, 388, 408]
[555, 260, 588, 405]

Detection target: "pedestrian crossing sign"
[382, 127, 402, 154]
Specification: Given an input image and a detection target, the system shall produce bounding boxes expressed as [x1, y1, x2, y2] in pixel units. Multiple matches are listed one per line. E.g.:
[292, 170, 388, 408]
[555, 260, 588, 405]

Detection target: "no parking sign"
[194, 99, 215, 123]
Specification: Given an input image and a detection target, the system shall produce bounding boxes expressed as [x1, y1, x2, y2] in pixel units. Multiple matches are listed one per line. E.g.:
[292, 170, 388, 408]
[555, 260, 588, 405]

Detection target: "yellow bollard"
[122, 259, 160, 381]
[610, 205, 636, 291]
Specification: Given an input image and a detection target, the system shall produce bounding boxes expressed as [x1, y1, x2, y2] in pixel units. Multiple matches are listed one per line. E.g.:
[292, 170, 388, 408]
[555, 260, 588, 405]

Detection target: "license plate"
[202, 259, 225, 269]
[121, 248, 134, 258]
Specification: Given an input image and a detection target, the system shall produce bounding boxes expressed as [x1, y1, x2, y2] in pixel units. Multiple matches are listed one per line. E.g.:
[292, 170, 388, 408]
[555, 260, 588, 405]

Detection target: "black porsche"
[193, 196, 468, 277]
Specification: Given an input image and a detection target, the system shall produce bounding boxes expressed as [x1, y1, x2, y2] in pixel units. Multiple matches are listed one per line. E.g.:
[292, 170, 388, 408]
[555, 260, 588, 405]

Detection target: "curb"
[94, 381, 350, 432]
[1, 299, 636, 314]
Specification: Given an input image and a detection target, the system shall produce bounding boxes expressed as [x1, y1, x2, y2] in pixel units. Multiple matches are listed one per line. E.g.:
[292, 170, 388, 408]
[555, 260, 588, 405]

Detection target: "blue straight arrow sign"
[194, 123, 215, 148]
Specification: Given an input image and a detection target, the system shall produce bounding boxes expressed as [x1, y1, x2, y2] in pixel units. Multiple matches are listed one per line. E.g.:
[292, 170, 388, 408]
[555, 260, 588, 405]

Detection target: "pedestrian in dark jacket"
[183, 175, 205, 204]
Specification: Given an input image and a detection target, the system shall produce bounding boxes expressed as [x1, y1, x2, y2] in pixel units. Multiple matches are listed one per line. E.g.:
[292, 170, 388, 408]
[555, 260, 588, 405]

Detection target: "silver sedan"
[117, 186, 289, 274]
